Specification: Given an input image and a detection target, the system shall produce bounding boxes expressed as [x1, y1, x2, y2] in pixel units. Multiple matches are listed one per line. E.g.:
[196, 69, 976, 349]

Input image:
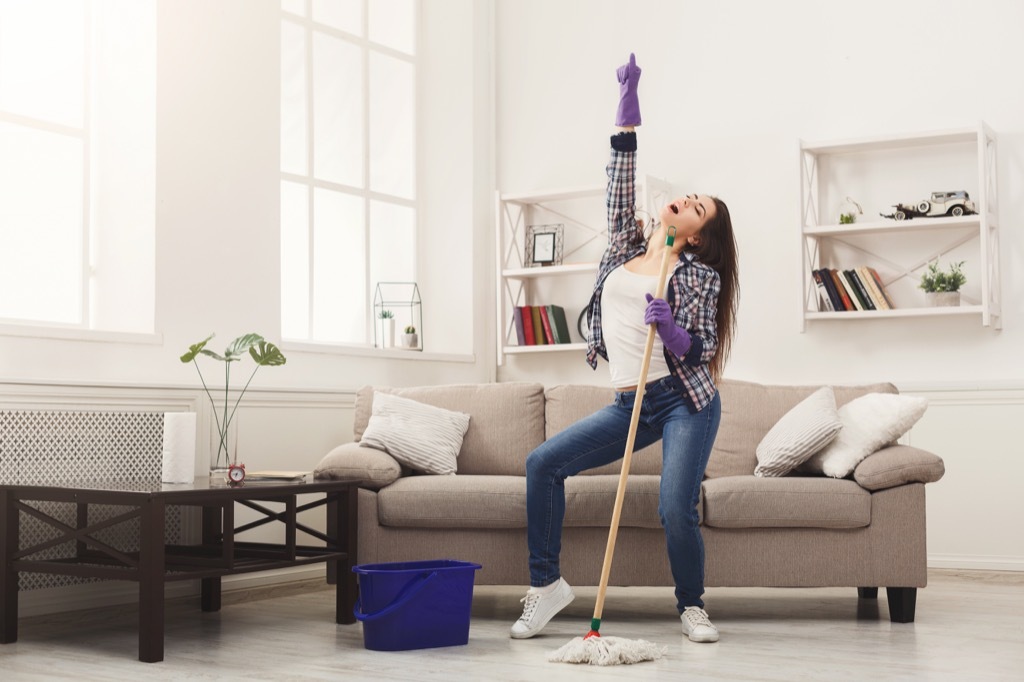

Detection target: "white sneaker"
[509, 578, 575, 639]
[681, 606, 719, 642]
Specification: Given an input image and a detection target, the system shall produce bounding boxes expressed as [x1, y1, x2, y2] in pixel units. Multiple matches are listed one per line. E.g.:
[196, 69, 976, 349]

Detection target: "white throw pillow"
[801, 393, 928, 478]
[359, 392, 470, 475]
[755, 386, 843, 477]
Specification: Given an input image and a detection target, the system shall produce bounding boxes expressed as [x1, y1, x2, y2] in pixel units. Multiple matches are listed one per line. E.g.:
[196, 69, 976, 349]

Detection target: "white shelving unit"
[800, 123, 1001, 330]
[496, 177, 672, 365]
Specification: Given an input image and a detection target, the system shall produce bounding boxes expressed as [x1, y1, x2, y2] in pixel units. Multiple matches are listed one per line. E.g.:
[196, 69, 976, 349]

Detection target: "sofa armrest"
[314, 441, 402, 490]
[853, 445, 945, 491]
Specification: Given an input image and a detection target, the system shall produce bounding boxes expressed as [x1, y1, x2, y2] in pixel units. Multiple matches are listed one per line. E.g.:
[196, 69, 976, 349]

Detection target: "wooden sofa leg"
[886, 587, 917, 623]
[857, 587, 878, 599]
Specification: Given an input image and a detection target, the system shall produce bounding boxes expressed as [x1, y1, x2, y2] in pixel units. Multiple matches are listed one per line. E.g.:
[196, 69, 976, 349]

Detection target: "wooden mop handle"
[591, 227, 676, 627]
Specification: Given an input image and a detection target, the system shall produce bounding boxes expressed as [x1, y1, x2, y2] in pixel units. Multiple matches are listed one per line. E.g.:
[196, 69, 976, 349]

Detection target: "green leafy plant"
[839, 213, 856, 225]
[180, 333, 287, 470]
[378, 309, 395, 319]
[919, 260, 966, 293]
[404, 325, 416, 334]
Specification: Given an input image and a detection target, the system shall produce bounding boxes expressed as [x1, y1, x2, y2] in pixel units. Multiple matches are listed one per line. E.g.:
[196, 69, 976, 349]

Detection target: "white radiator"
[0, 410, 185, 591]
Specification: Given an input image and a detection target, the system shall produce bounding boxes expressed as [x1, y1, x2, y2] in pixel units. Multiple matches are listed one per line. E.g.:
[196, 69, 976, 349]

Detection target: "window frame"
[280, 0, 420, 348]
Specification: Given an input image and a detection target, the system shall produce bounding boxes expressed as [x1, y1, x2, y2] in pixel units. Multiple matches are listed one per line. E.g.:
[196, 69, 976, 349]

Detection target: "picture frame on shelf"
[525, 224, 563, 267]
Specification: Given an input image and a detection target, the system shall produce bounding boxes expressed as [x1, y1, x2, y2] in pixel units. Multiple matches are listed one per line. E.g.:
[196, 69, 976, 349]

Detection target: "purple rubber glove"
[615, 53, 642, 127]
[645, 293, 691, 357]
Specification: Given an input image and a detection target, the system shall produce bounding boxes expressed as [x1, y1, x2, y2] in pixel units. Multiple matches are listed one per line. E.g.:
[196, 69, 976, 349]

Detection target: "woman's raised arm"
[606, 53, 643, 245]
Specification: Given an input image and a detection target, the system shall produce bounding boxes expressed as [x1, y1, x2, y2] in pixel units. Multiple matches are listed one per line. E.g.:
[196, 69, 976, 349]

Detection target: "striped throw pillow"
[754, 386, 842, 477]
[359, 392, 470, 475]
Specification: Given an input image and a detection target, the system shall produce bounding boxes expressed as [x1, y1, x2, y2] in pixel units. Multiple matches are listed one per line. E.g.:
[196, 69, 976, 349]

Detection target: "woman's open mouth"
[670, 203, 679, 214]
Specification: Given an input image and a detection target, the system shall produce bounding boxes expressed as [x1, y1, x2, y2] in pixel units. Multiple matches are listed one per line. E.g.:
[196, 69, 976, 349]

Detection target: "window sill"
[280, 340, 475, 363]
[0, 323, 162, 345]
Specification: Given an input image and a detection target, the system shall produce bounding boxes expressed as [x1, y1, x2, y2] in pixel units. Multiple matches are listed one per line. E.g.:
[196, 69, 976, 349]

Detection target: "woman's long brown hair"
[684, 197, 739, 382]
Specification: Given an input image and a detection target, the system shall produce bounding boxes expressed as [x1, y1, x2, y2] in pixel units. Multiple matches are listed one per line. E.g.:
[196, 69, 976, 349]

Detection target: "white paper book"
[244, 470, 313, 481]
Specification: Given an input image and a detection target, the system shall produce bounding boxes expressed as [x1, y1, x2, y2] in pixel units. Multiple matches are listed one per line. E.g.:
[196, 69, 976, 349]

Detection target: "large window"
[280, 0, 417, 345]
[0, 0, 156, 333]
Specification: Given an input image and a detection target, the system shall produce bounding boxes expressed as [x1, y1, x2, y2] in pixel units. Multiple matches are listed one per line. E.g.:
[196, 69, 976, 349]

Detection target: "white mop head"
[548, 635, 666, 666]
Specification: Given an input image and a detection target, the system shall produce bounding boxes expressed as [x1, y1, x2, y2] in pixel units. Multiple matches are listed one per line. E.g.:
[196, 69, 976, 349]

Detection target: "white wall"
[492, 0, 1024, 570]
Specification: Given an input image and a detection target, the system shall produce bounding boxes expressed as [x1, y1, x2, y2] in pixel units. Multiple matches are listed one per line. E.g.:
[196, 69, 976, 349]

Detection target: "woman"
[510, 53, 739, 643]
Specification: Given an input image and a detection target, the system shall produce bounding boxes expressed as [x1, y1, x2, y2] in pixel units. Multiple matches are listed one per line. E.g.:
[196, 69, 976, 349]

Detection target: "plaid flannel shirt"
[584, 132, 720, 413]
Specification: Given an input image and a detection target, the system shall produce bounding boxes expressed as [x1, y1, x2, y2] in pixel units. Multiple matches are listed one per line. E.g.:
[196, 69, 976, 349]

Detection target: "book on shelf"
[856, 266, 890, 310]
[538, 306, 556, 344]
[815, 266, 896, 312]
[511, 304, 575, 345]
[837, 270, 858, 310]
[866, 267, 896, 309]
[530, 306, 546, 344]
[548, 305, 573, 343]
[815, 268, 845, 311]
[520, 306, 536, 345]
[512, 307, 527, 345]
[826, 270, 853, 310]
[811, 270, 834, 311]
[845, 269, 876, 311]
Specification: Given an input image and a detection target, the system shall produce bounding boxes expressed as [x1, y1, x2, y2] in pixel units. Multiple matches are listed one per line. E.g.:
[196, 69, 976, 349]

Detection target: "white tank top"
[601, 265, 671, 389]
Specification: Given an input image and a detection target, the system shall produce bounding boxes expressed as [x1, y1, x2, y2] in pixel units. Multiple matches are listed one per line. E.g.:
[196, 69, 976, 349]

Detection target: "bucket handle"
[353, 570, 439, 623]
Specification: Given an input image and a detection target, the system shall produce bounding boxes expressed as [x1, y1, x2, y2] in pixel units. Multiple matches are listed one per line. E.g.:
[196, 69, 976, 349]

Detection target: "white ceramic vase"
[926, 291, 960, 307]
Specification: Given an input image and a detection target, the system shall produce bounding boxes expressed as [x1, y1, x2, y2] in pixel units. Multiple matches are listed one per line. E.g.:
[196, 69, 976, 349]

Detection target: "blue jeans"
[525, 375, 721, 612]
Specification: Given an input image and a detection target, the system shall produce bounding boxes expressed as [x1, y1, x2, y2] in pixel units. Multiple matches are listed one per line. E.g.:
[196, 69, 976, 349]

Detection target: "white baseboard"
[928, 555, 1024, 572]
[18, 565, 328, 618]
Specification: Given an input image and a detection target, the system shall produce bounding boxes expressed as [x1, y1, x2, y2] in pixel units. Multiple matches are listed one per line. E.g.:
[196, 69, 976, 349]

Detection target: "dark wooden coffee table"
[0, 477, 358, 662]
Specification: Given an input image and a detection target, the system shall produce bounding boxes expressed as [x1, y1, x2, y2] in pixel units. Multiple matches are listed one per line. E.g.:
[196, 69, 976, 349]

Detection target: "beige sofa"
[316, 380, 945, 622]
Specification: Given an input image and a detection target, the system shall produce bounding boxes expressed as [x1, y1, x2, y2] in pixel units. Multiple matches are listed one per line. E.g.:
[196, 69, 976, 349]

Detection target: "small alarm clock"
[227, 463, 246, 484]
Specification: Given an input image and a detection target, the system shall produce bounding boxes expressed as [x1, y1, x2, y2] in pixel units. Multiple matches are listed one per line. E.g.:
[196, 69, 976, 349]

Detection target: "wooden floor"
[3, 570, 1022, 680]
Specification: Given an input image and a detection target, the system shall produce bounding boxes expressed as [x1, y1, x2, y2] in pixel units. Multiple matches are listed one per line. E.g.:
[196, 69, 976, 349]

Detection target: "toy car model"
[880, 191, 976, 220]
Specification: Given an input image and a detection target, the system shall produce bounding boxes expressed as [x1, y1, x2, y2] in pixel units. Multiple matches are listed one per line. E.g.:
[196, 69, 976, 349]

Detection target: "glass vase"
[210, 416, 239, 479]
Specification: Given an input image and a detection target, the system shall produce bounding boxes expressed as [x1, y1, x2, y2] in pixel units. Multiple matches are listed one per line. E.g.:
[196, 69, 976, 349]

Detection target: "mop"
[549, 227, 676, 666]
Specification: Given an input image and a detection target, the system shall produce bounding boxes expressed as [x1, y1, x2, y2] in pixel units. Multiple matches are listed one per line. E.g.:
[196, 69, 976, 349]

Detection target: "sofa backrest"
[706, 378, 899, 478]
[546, 379, 899, 479]
[353, 383, 546, 475]
[355, 379, 899, 478]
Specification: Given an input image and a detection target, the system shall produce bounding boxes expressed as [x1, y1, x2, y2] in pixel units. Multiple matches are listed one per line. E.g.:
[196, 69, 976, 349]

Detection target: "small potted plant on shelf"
[401, 325, 418, 349]
[919, 260, 966, 307]
[838, 196, 862, 225]
[378, 309, 395, 347]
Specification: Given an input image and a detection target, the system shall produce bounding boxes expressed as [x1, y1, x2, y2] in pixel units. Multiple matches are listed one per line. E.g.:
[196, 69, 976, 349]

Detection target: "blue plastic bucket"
[352, 559, 482, 651]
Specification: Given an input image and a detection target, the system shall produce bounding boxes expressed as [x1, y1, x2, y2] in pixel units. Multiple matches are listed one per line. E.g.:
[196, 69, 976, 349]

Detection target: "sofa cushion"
[801, 393, 928, 478]
[375, 474, 671, 530]
[853, 445, 945, 491]
[562, 475, 672, 528]
[314, 442, 401, 489]
[354, 383, 546, 476]
[360, 392, 470, 475]
[701, 475, 871, 529]
[755, 386, 842, 477]
[707, 379, 899, 479]
[378, 475, 526, 529]
[544, 384, 663, 476]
